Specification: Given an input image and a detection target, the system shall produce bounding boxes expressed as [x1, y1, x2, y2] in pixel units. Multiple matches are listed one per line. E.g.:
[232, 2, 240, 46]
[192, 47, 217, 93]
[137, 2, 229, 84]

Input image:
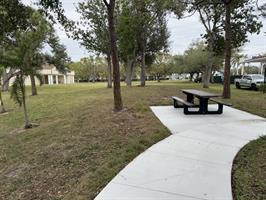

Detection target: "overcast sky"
[23, 0, 266, 61]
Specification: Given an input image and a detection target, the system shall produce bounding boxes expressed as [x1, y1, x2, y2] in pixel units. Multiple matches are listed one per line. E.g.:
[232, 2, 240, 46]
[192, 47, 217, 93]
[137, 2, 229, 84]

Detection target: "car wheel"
[236, 82, 241, 89]
[251, 84, 257, 91]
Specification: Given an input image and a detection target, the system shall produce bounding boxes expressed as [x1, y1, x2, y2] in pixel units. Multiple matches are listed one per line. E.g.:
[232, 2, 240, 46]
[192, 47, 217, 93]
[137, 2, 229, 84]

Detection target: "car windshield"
[252, 75, 264, 80]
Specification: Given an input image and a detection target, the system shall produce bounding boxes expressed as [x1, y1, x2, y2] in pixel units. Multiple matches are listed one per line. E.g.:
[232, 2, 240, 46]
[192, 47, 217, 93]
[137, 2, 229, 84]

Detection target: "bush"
[213, 76, 222, 84]
[258, 84, 266, 93]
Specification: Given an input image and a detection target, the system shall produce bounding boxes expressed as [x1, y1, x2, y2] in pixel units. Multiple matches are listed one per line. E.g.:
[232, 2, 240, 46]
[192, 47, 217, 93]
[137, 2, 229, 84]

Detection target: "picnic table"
[172, 89, 231, 115]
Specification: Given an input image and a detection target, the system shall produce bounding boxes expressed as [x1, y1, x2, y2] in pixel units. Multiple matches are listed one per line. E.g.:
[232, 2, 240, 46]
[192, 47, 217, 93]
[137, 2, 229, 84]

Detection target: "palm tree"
[231, 49, 246, 75]
[9, 10, 51, 128]
[11, 74, 32, 128]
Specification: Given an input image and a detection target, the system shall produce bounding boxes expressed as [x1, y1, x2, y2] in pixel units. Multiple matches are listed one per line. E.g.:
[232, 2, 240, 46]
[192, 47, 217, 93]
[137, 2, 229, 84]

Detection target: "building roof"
[243, 56, 266, 63]
[42, 63, 55, 70]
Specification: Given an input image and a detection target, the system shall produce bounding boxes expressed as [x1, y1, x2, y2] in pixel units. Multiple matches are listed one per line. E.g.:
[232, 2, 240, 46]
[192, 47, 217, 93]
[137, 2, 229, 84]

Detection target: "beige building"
[8, 64, 75, 86]
[40, 64, 75, 85]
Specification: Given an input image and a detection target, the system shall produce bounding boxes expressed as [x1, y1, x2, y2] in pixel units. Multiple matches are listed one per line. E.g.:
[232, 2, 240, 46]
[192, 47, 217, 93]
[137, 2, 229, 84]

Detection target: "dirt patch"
[5, 163, 30, 178]
[0, 112, 9, 116]
[8, 128, 26, 135]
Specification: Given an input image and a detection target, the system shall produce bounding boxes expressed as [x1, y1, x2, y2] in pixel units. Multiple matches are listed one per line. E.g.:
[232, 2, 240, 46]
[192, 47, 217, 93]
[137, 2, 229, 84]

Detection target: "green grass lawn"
[232, 136, 266, 200]
[0, 81, 265, 200]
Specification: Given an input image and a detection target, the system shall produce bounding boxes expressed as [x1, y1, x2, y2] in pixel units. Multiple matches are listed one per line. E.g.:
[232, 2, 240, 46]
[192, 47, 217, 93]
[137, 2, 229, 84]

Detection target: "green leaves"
[0, 0, 32, 43]
[47, 32, 71, 73]
[10, 75, 25, 107]
[75, 0, 110, 55]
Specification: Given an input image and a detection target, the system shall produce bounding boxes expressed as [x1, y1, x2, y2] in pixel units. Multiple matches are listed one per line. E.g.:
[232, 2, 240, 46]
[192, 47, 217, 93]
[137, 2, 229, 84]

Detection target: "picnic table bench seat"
[209, 98, 233, 107]
[172, 96, 195, 114]
[208, 98, 232, 114]
[172, 96, 194, 108]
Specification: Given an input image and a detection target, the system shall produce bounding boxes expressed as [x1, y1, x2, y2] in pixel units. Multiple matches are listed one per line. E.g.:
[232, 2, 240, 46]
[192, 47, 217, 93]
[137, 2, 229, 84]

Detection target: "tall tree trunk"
[157, 75, 160, 82]
[0, 89, 6, 113]
[125, 58, 134, 86]
[2, 69, 9, 92]
[2, 68, 17, 92]
[223, 2, 232, 99]
[30, 74, 37, 96]
[107, 54, 112, 88]
[106, 0, 123, 111]
[140, 50, 146, 87]
[92, 65, 96, 83]
[203, 35, 214, 88]
[189, 72, 194, 82]
[22, 95, 31, 129]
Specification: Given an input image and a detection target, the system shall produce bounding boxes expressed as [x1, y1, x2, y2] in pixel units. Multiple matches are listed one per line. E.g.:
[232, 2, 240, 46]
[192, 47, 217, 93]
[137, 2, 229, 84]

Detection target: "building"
[239, 56, 266, 75]
[8, 64, 75, 86]
[40, 64, 75, 85]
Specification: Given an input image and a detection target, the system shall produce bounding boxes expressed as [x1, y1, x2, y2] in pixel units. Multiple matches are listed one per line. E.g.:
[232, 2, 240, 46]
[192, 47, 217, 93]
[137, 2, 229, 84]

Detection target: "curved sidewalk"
[95, 105, 266, 200]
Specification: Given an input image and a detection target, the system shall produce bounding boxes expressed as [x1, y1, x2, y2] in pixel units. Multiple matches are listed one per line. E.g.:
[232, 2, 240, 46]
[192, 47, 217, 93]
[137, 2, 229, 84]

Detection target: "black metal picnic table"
[181, 89, 223, 114]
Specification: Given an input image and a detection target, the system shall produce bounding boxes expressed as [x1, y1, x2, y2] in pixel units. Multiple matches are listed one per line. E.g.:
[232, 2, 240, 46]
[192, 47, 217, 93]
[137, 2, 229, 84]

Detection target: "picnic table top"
[181, 89, 221, 98]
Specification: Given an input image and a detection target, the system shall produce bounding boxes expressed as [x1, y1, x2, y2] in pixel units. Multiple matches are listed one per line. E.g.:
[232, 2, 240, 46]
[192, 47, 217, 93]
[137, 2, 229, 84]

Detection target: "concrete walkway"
[95, 105, 266, 200]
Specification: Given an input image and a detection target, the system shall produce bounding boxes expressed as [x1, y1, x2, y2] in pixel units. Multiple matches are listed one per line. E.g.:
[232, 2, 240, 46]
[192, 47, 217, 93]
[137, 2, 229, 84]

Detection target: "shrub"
[258, 84, 266, 93]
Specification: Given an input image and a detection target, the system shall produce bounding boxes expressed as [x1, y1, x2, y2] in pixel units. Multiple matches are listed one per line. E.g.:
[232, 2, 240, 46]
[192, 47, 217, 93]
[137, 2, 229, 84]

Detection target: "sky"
[23, 0, 266, 62]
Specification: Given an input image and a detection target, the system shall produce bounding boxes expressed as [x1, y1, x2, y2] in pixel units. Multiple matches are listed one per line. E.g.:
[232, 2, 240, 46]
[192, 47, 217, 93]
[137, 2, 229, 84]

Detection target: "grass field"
[232, 136, 266, 200]
[0, 81, 265, 200]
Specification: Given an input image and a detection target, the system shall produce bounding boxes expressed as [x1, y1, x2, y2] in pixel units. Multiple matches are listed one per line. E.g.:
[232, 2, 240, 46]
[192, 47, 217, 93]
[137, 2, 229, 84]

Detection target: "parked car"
[234, 74, 265, 90]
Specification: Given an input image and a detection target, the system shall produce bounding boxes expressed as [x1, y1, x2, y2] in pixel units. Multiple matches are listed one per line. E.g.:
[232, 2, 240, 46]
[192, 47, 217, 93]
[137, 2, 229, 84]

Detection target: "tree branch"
[102, 0, 109, 7]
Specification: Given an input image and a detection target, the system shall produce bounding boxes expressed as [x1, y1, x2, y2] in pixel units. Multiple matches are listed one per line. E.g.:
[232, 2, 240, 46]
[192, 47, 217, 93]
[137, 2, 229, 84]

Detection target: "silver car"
[235, 74, 265, 90]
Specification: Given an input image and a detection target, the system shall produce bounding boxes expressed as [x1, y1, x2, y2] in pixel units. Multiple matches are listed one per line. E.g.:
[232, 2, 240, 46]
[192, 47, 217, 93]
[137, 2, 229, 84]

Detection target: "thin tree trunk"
[22, 95, 31, 129]
[126, 58, 134, 86]
[19, 76, 31, 129]
[2, 70, 9, 92]
[2, 68, 18, 92]
[203, 35, 214, 88]
[92, 65, 96, 83]
[223, 2, 232, 99]
[107, 54, 112, 88]
[157, 75, 160, 82]
[189, 72, 194, 82]
[107, 0, 123, 111]
[0, 89, 6, 113]
[140, 50, 146, 87]
[30, 74, 37, 96]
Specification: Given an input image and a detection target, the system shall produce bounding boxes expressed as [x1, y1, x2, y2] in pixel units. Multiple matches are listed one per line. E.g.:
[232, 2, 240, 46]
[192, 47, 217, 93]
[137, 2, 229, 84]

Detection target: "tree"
[192, 1, 224, 88]
[76, 0, 112, 88]
[103, 0, 123, 111]
[0, 66, 6, 113]
[220, 0, 262, 98]
[231, 49, 246, 75]
[184, 0, 262, 95]
[132, 0, 170, 87]
[0, 0, 32, 92]
[221, 0, 232, 98]
[10, 11, 52, 128]
[29, 53, 47, 95]
[70, 56, 109, 82]
[47, 32, 71, 73]
[117, 0, 138, 86]
[69, 61, 87, 82]
[0, 0, 32, 43]
[147, 53, 174, 82]
[38, 0, 123, 111]
[258, 2, 266, 17]
[179, 41, 223, 81]
[184, 41, 209, 80]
